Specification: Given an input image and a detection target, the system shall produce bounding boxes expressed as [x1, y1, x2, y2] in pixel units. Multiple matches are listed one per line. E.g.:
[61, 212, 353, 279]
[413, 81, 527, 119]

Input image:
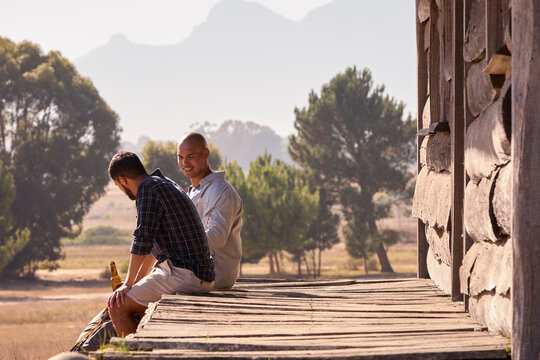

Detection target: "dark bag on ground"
[70, 308, 116, 353]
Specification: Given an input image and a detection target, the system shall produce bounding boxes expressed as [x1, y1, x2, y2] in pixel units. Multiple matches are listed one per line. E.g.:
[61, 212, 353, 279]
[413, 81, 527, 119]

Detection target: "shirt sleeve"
[131, 184, 161, 255]
[205, 188, 241, 251]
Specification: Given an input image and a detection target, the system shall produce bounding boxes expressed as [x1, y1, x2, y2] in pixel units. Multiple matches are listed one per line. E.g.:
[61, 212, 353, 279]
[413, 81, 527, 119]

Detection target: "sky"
[0, 0, 333, 61]
[0, 0, 416, 142]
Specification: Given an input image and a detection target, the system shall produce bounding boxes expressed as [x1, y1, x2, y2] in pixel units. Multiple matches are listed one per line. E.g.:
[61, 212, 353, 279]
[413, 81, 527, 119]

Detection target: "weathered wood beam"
[416, 0, 430, 279]
[463, 0, 486, 62]
[512, 0, 540, 358]
[486, 0, 503, 60]
[451, 0, 466, 302]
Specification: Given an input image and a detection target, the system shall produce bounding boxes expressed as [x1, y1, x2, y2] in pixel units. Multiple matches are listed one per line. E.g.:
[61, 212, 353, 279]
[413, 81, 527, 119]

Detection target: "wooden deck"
[97, 278, 510, 359]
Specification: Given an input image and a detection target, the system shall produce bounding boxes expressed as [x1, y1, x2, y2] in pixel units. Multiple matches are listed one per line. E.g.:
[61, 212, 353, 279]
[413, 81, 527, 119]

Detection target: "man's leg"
[108, 296, 147, 337]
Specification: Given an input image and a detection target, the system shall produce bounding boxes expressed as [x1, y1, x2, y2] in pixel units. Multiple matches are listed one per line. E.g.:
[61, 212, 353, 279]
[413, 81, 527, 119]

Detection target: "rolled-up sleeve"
[131, 185, 161, 255]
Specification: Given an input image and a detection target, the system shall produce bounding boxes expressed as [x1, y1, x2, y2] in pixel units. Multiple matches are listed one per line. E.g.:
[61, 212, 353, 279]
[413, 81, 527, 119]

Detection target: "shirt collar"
[189, 171, 225, 193]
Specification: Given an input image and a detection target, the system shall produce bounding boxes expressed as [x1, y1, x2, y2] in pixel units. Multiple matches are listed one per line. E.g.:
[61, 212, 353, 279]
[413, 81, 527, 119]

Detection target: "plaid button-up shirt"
[131, 169, 214, 283]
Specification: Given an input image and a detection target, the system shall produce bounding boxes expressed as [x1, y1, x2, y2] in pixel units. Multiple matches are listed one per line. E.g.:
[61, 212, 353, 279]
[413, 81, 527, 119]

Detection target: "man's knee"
[108, 296, 146, 320]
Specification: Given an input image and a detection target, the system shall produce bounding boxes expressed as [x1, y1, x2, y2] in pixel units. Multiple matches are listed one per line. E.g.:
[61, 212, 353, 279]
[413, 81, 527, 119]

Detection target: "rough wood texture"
[412, 167, 451, 229]
[424, 19, 431, 51]
[483, 52, 511, 78]
[422, 97, 431, 128]
[419, 137, 428, 166]
[416, 0, 430, 280]
[427, 247, 452, 294]
[463, 0, 486, 62]
[426, 132, 451, 171]
[466, 59, 496, 116]
[95, 279, 508, 359]
[502, 0, 512, 53]
[465, 80, 511, 183]
[469, 291, 511, 337]
[469, 239, 512, 297]
[450, 0, 466, 302]
[425, 224, 451, 266]
[460, 242, 484, 294]
[418, 0, 430, 23]
[512, 1, 540, 357]
[492, 162, 511, 236]
[464, 176, 499, 243]
[485, 0, 504, 60]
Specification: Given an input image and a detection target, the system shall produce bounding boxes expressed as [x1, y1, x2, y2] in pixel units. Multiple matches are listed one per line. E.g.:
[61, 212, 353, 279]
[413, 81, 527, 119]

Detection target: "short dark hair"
[108, 151, 148, 180]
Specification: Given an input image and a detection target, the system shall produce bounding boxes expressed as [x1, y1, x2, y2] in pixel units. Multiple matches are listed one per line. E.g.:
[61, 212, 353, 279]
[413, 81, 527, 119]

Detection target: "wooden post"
[416, 0, 429, 278]
[486, 0, 503, 59]
[512, 0, 540, 358]
[450, 0, 465, 302]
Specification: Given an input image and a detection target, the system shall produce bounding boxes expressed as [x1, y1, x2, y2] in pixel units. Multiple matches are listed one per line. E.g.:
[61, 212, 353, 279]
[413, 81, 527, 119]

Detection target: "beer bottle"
[110, 261, 123, 291]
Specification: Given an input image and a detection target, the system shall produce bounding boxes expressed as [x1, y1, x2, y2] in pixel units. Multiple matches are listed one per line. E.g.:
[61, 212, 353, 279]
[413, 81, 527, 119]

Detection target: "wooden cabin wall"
[414, 0, 512, 337]
[459, 0, 512, 337]
[413, 0, 453, 295]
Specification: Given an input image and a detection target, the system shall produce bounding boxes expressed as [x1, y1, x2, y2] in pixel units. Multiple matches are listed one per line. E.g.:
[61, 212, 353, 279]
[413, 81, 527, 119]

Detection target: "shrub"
[78, 226, 131, 245]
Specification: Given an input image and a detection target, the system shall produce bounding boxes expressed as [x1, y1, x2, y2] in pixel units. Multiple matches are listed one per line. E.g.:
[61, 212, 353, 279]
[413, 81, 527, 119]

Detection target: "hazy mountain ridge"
[76, 0, 416, 143]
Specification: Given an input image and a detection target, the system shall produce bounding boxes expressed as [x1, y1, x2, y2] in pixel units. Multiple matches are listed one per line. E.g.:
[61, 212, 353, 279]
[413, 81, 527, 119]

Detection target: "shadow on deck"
[94, 278, 510, 359]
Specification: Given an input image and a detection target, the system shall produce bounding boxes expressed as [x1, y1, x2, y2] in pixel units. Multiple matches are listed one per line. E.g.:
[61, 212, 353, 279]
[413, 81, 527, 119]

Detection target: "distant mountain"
[75, 0, 416, 142]
[192, 120, 291, 170]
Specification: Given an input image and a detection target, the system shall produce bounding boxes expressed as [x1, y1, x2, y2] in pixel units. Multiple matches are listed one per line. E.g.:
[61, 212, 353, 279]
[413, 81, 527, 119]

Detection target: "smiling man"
[106, 151, 214, 336]
[177, 132, 243, 289]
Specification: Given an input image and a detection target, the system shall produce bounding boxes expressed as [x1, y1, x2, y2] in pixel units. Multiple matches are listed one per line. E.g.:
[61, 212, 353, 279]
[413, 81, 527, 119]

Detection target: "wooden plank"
[95, 279, 509, 360]
[417, 0, 430, 279]
[512, 1, 540, 343]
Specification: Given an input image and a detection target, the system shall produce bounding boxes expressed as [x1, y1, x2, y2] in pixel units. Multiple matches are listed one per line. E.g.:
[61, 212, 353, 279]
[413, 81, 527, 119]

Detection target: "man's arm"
[108, 253, 147, 308]
[134, 253, 156, 283]
[205, 190, 240, 251]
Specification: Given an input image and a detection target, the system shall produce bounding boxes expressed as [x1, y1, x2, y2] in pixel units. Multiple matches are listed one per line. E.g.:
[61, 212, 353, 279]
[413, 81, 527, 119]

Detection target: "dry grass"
[0, 290, 109, 360]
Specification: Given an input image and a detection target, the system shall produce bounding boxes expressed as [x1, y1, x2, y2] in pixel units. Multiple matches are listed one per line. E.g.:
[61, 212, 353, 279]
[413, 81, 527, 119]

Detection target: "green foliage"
[0, 229, 30, 276]
[141, 139, 223, 190]
[75, 226, 132, 245]
[232, 154, 319, 275]
[0, 37, 121, 276]
[289, 67, 416, 273]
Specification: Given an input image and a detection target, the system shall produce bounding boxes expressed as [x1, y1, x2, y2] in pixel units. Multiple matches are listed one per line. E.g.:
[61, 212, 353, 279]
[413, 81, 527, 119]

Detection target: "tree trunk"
[363, 256, 369, 275]
[268, 253, 275, 277]
[296, 257, 302, 277]
[274, 253, 281, 275]
[368, 217, 395, 273]
[317, 249, 322, 277]
[376, 242, 394, 273]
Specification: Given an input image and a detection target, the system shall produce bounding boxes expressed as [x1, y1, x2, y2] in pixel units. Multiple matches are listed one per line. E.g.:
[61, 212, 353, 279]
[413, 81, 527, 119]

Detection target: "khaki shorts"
[127, 259, 214, 307]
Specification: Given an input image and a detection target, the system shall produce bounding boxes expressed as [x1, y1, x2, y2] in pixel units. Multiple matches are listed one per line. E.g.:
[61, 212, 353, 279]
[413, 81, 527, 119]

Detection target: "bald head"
[177, 132, 211, 187]
[178, 132, 208, 150]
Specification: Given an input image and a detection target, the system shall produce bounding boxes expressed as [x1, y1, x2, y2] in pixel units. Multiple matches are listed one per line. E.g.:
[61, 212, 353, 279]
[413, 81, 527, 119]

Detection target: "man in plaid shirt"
[106, 151, 215, 336]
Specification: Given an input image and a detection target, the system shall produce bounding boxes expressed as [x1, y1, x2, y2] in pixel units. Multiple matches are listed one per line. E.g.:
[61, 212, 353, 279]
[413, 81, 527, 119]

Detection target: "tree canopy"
[0, 37, 120, 276]
[289, 67, 416, 272]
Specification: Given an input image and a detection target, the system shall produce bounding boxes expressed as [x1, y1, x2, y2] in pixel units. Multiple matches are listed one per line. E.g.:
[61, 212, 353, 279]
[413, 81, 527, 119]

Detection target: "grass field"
[0, 183, 418, 359]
